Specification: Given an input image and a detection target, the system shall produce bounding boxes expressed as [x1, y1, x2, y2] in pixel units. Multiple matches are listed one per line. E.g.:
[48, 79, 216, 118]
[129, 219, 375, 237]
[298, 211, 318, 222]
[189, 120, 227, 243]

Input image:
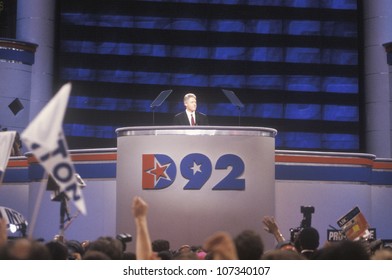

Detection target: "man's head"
[184, 93, 197, 113]
[297, 227, 319, 251]
[234, 230, 264, 260]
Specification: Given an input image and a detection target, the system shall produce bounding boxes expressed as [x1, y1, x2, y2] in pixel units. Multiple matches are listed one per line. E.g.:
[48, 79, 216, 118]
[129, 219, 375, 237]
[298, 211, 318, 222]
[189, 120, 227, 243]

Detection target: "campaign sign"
[337, 206, 370, 241]
[327, 228, 376, 242]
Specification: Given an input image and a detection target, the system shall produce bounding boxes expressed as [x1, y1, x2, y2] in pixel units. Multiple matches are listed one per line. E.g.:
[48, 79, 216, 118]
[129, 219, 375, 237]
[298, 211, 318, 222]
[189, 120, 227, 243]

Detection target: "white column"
[363, 0, 392, 157]
[16, 0, 56, 121]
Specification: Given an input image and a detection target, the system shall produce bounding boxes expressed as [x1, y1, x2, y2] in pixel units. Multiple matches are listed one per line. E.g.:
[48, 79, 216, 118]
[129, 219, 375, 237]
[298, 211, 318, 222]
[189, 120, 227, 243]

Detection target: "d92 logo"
[142, 153, 245, 190]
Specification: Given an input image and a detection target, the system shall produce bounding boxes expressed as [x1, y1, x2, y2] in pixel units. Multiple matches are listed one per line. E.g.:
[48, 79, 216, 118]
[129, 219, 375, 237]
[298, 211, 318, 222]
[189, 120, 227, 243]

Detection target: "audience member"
[157, 250, 173, 260]
[172, 250, 199, 260]
[296, 227, 320, 259]
[371, 248, 392, 260]
[66, 239, 85, 260]
[45, 240, 68, 260]
[85, 236, 123, 260]
[83, 250, 111, 260]
[313, 240, 370, 260]
[262, 249, 305, 260]
[275, 240, 297, 252]
[0, 238, 50, 260]
[123, 251, 137, 260]
[234, 229, 264, 260]
[152, 239, 170, 253]
[203, 231, 238, 260]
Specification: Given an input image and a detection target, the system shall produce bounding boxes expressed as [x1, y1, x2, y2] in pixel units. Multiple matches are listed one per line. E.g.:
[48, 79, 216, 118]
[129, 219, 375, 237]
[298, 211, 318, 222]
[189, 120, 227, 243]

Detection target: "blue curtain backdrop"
[56, 0, 361, 151]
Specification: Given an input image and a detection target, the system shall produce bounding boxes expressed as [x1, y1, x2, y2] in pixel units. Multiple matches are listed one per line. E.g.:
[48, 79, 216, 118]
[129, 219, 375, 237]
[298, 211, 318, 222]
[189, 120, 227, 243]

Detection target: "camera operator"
[289, 206, 320, 259]
[295, 227, 320, 259]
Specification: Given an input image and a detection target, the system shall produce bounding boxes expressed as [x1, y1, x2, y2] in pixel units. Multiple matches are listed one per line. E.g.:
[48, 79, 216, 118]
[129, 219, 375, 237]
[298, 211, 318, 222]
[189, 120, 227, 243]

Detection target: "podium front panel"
[116, 126, 277, 250]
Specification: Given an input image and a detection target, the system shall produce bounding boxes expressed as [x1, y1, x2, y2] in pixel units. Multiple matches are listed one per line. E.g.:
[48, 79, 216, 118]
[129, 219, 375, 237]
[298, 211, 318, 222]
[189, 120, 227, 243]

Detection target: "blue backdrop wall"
[56, 0, 362, 151]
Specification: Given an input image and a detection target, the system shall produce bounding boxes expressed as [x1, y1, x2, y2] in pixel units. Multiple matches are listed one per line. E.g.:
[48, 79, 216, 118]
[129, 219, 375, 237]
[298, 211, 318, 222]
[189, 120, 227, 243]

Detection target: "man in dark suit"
[173, 93, 209, 126]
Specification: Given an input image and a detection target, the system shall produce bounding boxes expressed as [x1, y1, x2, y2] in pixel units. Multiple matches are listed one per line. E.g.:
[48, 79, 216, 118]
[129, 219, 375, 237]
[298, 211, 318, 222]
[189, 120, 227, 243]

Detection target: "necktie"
[191, 114, 195, 126]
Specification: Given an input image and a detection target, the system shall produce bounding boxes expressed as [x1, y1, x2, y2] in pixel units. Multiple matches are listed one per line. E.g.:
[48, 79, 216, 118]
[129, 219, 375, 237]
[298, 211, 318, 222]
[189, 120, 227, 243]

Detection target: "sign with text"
[116, 127, 276, 250]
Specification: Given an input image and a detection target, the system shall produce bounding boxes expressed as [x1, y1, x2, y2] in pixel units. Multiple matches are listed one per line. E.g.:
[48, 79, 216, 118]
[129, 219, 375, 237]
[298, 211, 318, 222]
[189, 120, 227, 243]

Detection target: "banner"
[0, 130, 16, 183]
[21, 83, 86, 215]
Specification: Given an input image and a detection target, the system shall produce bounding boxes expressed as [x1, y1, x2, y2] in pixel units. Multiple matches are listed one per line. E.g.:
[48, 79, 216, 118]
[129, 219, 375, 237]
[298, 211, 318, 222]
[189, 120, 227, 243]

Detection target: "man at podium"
[173, 93, 209, 126]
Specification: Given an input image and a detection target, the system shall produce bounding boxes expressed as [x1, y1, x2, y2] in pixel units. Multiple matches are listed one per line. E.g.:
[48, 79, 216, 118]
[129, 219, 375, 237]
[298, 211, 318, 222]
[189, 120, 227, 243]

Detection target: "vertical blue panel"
[209, 75, 246, 88]
[211, 47, 247, 60]
[252, 19, 283, 34]
[284, 132, 322, 149]
[172, 46, 209, 59]
[322, 22, 357, 37]
[283, 0, 320, 8]
[286, 48, 320, 63]
[323, 105, 358, 121]
[210, 20, 246, 32]
[321, 0, 357, 9]
[171, 73, 209, 87]
[247, 103, 284, 118]
[322, 77, 358, 94]
[247, 75, 284, 90]
[322, 49, 358, 65]
[285, 104, 321, 120]
[322, 134, 359, 150]
[285, 20, 320, 35]
[286, 76, 320, 92]
[250, 47, 283, 62]
[166, 19, 207, 31]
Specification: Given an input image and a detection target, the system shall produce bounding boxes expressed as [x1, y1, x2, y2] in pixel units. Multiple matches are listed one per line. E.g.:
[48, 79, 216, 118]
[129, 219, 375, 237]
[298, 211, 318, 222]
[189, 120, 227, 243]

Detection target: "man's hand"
[262, 216, 279, 234]
[262, 216, 285, 242]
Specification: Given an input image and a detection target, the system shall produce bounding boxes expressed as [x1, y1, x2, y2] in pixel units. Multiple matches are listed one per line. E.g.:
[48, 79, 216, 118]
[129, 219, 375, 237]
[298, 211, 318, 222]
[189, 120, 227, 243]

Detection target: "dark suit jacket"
[173, 111, 209, 126]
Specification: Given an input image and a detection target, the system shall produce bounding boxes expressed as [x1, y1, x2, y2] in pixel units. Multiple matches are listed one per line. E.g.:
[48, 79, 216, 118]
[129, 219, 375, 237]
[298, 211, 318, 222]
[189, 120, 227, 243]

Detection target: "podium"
[116, 126, 277, 250]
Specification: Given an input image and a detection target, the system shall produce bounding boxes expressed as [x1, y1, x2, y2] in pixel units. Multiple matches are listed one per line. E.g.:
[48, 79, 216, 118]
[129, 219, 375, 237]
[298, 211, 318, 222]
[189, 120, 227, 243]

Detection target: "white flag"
[21, 83, 87, 215]
[0, 131, 16, 181]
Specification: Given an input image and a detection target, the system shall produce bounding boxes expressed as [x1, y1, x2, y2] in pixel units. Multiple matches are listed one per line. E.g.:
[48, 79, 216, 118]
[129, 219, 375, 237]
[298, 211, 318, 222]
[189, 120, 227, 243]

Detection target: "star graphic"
[190, 161, 202, 175]
[149, 161, 170, 183]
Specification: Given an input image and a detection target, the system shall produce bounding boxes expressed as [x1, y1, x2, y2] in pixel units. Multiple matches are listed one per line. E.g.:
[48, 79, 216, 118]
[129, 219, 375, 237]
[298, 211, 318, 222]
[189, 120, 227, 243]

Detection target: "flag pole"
[0, 172, 5, 187]
[27, 172, 48, 239]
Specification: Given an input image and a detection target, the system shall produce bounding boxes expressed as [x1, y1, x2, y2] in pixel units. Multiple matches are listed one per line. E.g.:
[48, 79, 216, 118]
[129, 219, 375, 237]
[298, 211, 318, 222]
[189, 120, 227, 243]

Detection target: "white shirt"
[186, 110, 196, 126]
